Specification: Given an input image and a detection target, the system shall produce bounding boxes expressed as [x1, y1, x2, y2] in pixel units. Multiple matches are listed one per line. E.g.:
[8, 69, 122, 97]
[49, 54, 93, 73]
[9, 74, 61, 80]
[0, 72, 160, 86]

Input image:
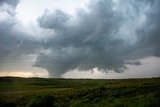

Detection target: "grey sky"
[0, 0, 160, 78]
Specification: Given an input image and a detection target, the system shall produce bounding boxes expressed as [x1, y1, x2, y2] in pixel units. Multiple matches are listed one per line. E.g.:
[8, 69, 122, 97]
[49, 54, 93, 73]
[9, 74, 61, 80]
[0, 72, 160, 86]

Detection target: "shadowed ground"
[0, 77, 160, 107]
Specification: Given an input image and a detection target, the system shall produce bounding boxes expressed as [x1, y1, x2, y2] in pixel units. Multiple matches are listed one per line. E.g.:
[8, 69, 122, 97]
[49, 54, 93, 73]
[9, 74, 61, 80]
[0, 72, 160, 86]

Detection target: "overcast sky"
[0, 0, 160, 78]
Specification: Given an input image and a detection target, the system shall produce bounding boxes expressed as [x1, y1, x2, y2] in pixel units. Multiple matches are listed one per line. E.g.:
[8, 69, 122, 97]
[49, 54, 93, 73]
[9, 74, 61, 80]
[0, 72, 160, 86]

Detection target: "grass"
[0, 77, 160, 107]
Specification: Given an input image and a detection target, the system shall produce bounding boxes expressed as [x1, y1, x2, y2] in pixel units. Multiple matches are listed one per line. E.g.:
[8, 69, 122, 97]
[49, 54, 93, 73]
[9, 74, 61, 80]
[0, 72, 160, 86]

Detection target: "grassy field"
[0, 77, 160, 107]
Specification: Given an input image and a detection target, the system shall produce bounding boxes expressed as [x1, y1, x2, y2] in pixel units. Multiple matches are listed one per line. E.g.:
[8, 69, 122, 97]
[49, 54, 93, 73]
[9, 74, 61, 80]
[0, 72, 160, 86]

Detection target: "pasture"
[0, 77, 160, 107]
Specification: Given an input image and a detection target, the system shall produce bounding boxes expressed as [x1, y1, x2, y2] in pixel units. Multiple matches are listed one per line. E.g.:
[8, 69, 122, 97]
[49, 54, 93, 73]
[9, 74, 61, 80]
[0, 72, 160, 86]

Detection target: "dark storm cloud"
[0, 21, 40, 71]
[0, 0, 19, 6]
[0, 0, 160, 77]
[38, 9, 70, 31]
[36, 0, 127, 77]
[136, 0, 160, 57]
[0, 0, 41, 71]
[0, 0, 19, 16]
[35, 0, 160, 77]
[0, 0, 19, 60]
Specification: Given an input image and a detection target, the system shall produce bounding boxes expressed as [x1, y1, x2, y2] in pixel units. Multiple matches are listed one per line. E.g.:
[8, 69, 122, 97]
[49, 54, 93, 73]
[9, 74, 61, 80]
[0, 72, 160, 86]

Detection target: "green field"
[0, 77, 160, 107]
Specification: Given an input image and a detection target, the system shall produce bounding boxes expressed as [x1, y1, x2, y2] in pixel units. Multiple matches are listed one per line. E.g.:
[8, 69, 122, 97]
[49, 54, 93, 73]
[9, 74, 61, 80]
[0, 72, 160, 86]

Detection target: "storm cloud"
[0, 0, 41, 71]
[34, 0, 160, 77]
[0, 0, 19, 16]
[0, 0, 160, 78]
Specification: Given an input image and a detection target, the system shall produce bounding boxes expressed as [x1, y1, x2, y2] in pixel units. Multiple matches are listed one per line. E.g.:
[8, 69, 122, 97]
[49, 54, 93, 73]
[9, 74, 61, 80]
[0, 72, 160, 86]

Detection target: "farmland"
[0, 77, 160, 107]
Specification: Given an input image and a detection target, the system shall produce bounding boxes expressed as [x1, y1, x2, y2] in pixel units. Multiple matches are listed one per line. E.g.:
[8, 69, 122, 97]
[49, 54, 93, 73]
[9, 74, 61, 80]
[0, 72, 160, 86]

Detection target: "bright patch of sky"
[16, 0, 87, 24]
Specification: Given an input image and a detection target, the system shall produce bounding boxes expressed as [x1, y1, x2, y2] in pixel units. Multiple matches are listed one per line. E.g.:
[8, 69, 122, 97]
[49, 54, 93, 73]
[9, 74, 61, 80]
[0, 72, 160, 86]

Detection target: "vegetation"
[0, 77, 160, 107]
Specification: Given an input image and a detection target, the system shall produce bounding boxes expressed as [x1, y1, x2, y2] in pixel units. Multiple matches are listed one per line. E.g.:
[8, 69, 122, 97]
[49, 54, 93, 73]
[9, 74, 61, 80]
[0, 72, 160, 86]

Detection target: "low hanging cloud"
[34, 0, 160, 77]
[0, 0, 41, 71]
[0, 0, 160, 78]
[38, 9, 70, 31]
[0, 0, 19, 16]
